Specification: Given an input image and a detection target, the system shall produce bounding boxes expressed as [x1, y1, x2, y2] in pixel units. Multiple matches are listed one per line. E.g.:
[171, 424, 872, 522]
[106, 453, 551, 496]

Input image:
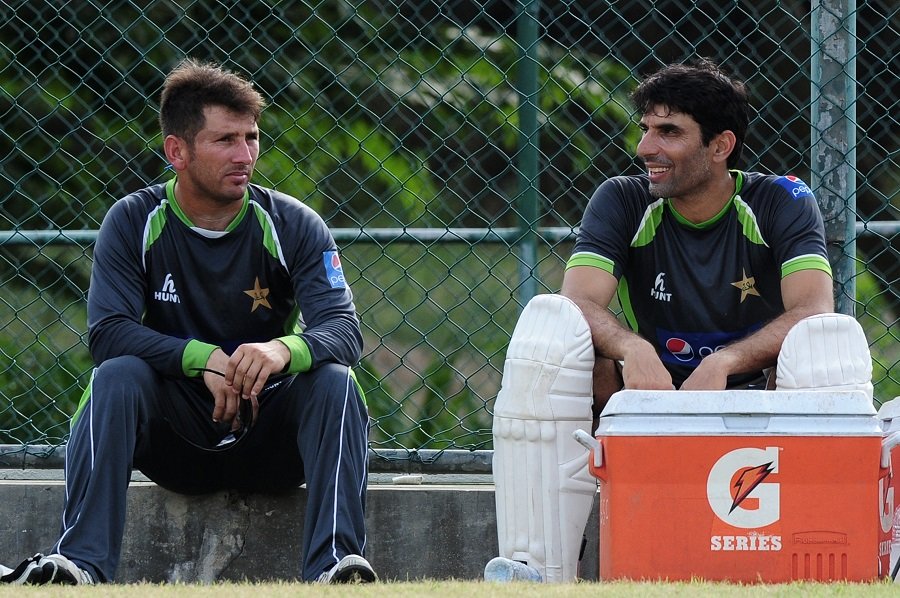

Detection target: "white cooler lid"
[601, 389, 877, 417]
[596, 390, 882, 436]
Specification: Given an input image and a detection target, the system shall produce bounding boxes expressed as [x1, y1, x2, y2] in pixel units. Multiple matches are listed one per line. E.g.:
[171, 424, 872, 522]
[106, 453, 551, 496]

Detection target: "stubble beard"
[191, 164, 251, 206]
[647, 157, 712, 200]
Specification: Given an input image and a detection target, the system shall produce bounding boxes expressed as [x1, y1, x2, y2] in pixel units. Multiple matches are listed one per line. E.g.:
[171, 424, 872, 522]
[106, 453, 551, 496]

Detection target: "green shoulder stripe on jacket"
[631, 198, 666, 247]
[733, 196, 768, 247]
[250, 201, 285, 265]
[144, 199, 169, 253]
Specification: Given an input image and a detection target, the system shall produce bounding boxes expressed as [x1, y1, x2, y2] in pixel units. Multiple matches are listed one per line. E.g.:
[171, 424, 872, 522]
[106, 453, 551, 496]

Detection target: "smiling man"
[566, 58, 833, 400]
[486, 58, 835, 583]
[1, 59, 375, 586]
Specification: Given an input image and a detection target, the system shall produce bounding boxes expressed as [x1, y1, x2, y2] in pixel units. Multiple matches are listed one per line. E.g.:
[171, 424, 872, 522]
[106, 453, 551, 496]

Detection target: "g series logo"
[707, 447, 782, 552]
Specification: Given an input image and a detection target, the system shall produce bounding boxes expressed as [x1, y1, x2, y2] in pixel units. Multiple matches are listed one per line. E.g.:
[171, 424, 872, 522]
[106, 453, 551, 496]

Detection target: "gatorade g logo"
[880, 475, 894, 534]
[707, 447, 780, 528]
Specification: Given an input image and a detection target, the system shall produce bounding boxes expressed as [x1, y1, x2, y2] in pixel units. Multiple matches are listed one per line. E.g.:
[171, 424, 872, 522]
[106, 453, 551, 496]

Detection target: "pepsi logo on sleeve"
[776, 175, 813, 200]
[323, 251, 347, 288]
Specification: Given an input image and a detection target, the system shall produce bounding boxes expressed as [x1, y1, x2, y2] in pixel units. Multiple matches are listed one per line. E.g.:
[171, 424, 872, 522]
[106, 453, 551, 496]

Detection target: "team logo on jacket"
[323, 251, 347, 288]
[154, 273, 180, 304]
[243, 277, 271, 312]
[650, 272, 672, 302]
[776, 175, 813, 200]
[730, 269, 760, 303]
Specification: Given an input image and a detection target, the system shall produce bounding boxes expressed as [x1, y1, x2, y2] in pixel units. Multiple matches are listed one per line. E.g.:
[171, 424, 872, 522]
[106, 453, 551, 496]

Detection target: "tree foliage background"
[1, 0, 897, 452]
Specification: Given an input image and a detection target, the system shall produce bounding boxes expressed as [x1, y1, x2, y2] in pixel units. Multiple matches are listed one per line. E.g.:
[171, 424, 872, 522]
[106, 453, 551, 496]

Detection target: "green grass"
[1, 579, 899, 597]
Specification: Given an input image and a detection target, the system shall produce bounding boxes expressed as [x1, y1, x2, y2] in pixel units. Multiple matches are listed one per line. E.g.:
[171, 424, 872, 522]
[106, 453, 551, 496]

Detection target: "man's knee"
[91, 356, 157, 406]
[776, 313, 872, 397]
[95, 355, 155, 384]
[297, 363, 363, 412]
[495, 294, 595, 421]
[71, 356, 154, 440]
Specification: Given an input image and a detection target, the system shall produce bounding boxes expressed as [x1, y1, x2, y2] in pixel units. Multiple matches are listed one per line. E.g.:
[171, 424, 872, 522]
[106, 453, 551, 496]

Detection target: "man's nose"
[636, 133, 657, 159]
[233, 140, 253, 163]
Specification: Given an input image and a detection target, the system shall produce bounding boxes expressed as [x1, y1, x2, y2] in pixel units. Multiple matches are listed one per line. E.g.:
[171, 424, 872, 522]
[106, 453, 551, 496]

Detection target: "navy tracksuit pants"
[52, 355, 370, 582]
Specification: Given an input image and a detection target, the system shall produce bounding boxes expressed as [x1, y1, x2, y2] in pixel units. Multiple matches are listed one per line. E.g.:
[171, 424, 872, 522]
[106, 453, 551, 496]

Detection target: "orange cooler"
[588, 390, 887, 583]
[878, 398, 900, 581]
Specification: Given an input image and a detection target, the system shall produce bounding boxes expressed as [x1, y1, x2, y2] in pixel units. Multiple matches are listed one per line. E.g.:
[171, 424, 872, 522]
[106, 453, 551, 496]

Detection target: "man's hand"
[204, 348, 242, 427]
[204, 340, 290, 430]
[225, 340, 291, 401]
[680, 350, 737, 390]
[621, 341, 674, 390]
[679, 269, 835, 391]
[679, 358, 727, 390]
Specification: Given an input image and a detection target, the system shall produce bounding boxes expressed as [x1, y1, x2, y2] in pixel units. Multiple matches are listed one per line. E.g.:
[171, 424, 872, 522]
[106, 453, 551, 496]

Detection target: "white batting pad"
[492, 294, 596, 582]
[776, 313, 872, 398]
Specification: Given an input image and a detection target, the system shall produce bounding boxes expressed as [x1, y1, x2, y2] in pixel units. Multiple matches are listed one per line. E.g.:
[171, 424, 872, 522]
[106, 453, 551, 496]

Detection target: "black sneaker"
[28, 554, 93, 585]
[316, 554, 377, 583]
[0, 553, 43, 584]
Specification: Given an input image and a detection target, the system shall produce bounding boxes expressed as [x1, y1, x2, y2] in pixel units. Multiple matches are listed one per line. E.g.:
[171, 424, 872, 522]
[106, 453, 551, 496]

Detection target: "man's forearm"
[708, 304, 831, 378]
[565, 296, 651, 362]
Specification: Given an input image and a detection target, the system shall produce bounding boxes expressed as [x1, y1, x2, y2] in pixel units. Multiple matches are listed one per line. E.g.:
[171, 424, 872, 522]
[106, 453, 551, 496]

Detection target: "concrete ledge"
[0, 446, 496, 475]
[0, 476, 599, 582]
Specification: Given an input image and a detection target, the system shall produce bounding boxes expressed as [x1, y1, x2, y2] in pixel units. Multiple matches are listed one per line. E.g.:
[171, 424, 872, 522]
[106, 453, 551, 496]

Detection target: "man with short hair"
[1, 58, 375, 585]
[486, 58, 834, 582]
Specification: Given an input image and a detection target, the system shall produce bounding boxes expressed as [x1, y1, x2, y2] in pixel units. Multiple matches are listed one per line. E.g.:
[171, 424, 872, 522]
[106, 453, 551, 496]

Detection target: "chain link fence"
[1, 1, 897, 462]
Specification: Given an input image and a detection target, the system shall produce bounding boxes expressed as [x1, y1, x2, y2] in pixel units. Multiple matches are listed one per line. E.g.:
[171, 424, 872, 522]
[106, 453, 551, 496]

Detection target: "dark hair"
[631, 58, 751, 169]
[158, 58, 266, 143]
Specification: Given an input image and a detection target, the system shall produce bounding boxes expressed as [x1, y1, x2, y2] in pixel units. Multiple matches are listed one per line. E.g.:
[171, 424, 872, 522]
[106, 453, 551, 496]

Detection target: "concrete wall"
[0, 476, 600, 583]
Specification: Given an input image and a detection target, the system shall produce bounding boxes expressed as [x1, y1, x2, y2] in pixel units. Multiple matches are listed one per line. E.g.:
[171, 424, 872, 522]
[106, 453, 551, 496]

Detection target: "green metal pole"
[811, 0, 857, 316]
[515, 0, 540, 305]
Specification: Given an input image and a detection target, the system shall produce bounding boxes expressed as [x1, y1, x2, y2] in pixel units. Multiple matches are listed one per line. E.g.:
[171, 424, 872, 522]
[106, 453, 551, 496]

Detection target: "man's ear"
[163, 135, 188, 171]
[711, 130, 737, 165]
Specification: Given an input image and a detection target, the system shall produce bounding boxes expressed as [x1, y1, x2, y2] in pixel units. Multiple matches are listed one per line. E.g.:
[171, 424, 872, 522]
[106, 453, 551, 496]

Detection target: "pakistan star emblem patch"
[731, 269, 760, 303]
[244, 277, 272, 312]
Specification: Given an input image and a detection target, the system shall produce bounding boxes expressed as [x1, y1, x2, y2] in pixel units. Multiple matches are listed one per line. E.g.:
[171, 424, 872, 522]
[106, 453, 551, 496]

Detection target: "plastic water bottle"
[484, 557, 542, 582]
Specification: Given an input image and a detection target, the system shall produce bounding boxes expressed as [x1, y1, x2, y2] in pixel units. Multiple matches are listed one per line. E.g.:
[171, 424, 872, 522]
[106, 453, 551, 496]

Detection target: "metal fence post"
[811, 0, 857, 315]
[515, 0, 540, 305]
